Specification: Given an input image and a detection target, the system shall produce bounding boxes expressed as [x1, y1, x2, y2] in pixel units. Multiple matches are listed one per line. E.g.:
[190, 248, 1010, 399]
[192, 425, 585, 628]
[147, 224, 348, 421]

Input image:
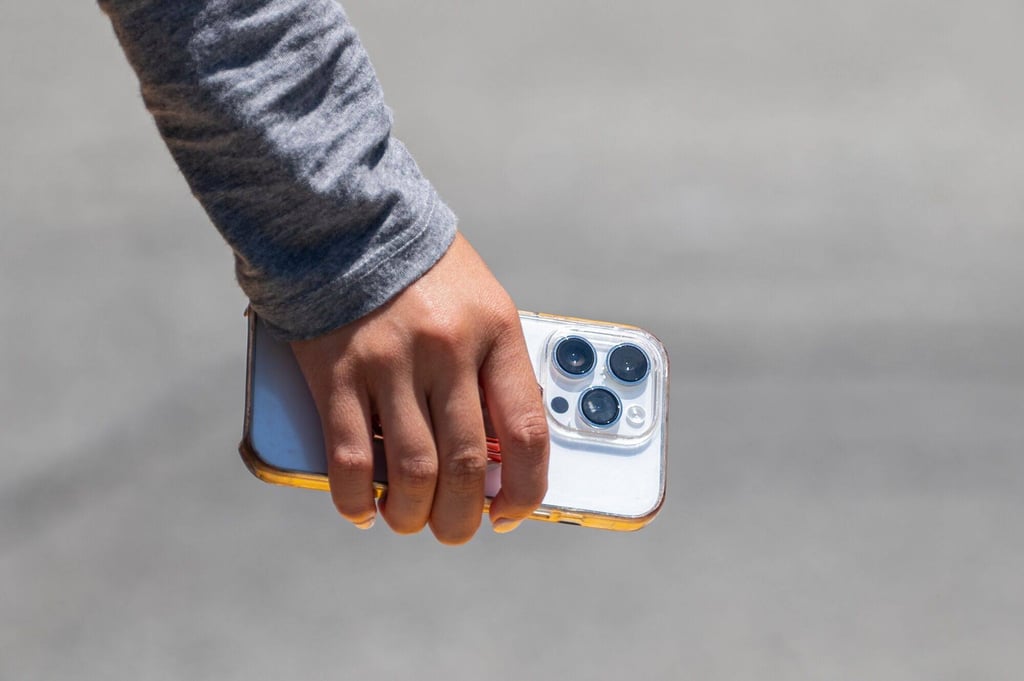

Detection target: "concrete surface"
[2, 1, 1022, 679]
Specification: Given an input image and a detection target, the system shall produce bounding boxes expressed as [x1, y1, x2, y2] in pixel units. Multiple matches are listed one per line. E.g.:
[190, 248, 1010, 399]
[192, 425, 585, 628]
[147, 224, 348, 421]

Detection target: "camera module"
[554, 336, 596, 377]
[579, 387, 621, 427]
[608, 344, 650, 384]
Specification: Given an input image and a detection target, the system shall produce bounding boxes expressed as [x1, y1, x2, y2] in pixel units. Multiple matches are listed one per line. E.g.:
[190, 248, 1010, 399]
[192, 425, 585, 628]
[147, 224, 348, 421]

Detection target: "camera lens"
[608, 344, 649, 384]
[555, 336, 596, 377]
[579, 387, 621, 427]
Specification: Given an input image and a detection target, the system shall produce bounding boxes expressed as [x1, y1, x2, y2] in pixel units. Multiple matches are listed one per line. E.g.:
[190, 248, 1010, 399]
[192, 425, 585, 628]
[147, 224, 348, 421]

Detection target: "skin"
[290, 233, 550, 544]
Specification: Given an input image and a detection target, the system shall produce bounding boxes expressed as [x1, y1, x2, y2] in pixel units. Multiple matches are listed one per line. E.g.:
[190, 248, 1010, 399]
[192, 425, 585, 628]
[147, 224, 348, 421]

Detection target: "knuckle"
[504, 412, 550, 460]
[328, 446, 372, 475]
[418, 317, 469, 356]
[490, 295, 520, 329]
[500, 412, 550, 510]
[392, 455, 438, 494]
[443, 447, 488, 491]
[362, 344, 408, 375]
[326, 448, 374, 521]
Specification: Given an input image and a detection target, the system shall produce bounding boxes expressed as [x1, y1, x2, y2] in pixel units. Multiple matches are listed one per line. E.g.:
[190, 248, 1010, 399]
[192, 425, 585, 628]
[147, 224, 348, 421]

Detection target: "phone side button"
[558, 513, 584, 526]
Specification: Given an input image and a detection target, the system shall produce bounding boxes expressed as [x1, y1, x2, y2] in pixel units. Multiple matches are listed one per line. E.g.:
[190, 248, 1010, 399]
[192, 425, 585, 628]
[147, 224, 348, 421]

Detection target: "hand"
[289, 233, 549, 544]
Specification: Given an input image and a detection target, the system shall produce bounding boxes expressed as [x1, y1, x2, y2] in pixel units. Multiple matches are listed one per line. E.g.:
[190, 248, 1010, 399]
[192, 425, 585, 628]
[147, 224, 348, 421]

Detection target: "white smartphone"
[239, 309, 669, 531]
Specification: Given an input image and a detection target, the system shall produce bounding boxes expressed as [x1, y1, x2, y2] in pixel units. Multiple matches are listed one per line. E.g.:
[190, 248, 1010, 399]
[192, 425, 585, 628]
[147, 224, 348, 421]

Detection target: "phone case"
[239, 309, 669, 531]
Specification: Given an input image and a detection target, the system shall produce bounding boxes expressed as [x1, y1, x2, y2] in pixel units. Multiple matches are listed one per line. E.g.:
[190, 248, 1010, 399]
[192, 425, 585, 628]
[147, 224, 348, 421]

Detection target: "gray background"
[3, 1, 1022, 679]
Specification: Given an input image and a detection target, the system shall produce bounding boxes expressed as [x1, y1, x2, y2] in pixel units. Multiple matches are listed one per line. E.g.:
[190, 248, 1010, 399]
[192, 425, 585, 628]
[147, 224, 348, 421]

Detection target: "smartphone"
[239, 309, 669, 531]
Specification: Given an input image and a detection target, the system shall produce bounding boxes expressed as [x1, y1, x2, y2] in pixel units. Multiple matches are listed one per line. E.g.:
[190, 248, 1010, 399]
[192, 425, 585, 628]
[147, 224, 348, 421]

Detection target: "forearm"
[99, 0, 456, 339]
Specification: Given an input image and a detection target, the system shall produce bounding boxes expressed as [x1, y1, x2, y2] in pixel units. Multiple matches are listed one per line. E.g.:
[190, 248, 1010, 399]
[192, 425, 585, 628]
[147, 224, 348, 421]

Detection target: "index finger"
[480, 324, 549, 532]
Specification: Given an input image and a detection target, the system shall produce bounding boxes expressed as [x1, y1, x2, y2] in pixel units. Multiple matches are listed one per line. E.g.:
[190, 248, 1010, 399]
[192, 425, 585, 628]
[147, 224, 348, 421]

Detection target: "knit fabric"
[99, 0, 457, 339]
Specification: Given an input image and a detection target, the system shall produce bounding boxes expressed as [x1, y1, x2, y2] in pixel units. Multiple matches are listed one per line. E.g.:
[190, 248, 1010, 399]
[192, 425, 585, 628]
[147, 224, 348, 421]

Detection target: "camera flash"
[626, 405, 645, 427]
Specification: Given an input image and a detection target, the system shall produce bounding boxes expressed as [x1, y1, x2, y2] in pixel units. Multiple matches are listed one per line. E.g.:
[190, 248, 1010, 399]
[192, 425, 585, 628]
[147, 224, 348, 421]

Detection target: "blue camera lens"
[608, 344, 649, 384]
[555, 336, 596, 377]
[579, 387, 621, 427]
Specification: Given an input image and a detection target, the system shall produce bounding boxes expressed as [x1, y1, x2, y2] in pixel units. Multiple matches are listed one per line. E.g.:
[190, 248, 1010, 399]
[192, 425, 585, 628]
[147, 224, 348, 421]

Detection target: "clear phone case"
[239, 310, 669, 531]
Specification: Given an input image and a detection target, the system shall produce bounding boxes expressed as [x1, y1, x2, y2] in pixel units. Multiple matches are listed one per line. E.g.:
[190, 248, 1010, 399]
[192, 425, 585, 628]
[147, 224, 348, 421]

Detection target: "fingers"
[376, 386, 438, 535]
[480, 324, 550, 532]
[427, 370, 489, 544]
[291, 338, 378, 530]
[320, 385, 378, 529]
[289, 234, 546, 542]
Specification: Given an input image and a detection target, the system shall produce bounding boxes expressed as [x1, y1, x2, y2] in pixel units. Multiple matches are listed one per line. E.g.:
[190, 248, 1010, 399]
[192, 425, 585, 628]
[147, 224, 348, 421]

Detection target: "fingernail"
[492, 518, 522, 534]
[354, 516, 375, 530]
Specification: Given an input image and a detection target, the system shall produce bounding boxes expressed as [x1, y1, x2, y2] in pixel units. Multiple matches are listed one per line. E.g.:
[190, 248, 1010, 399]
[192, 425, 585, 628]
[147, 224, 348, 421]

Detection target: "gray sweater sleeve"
[99, 0, 457, 340]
